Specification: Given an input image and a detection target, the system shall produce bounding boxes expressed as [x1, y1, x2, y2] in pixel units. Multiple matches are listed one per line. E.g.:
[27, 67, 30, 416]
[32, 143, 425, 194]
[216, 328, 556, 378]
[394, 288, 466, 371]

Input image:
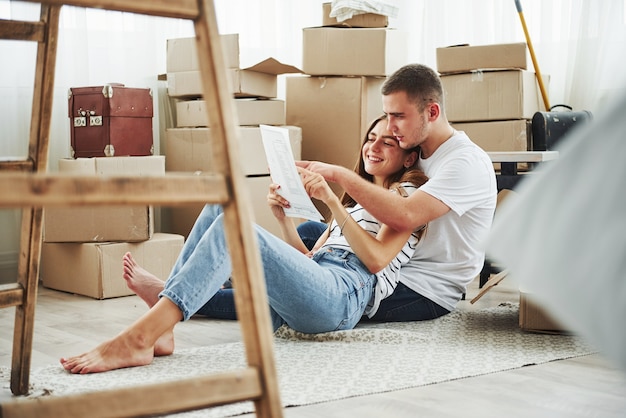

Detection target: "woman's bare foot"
[123, 252, 165, 308]
[154, 330, 175, 357]
[60, 329, 155, 374]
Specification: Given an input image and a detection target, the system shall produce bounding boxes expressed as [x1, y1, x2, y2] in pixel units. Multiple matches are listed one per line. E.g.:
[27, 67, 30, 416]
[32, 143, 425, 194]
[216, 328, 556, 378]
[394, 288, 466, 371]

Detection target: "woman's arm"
[301, 168, 416, 274]
[325, 196, 414, 273]
[267, 183, 310, 254]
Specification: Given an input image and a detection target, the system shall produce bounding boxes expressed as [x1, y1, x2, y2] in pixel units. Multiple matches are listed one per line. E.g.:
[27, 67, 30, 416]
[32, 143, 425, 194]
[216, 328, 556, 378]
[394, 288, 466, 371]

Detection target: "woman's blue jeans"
[294, 221, 450, 322]
[191, 219, 449, 324]
[160, 205, 376, 333]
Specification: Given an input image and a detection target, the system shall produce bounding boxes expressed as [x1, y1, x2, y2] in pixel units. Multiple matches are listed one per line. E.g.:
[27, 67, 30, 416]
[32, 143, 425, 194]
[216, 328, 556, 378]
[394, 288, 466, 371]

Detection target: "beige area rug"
[1, 303, 595, 417]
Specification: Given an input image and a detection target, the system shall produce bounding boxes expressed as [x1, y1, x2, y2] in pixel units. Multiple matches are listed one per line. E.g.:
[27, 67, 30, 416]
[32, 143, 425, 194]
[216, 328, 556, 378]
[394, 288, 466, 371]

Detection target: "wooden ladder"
[0, 1, 283, 417]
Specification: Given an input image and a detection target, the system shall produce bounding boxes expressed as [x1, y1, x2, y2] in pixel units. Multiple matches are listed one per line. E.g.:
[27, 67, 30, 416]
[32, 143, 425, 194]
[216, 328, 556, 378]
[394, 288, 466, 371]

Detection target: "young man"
[297, 63, 498, 321]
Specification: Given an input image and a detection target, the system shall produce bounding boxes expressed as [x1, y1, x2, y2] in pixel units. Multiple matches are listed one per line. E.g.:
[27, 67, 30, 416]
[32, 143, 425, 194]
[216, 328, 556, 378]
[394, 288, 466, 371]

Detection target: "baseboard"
[0, 251, 18, 285]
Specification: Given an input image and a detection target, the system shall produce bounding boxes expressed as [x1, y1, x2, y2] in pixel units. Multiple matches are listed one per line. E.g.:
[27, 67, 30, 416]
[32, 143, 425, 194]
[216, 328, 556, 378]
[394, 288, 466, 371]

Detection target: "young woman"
[60, 115, 428, 374]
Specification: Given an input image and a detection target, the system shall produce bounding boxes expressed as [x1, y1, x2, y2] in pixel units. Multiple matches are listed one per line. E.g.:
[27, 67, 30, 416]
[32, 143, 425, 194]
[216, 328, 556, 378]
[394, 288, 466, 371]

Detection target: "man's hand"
[298, 167, 337, 205]
[295, 160, 340, 183]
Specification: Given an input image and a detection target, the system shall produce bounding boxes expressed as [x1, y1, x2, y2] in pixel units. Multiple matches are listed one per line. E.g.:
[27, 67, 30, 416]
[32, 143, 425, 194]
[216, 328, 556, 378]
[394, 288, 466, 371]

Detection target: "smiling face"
[362, 118, 418, 186]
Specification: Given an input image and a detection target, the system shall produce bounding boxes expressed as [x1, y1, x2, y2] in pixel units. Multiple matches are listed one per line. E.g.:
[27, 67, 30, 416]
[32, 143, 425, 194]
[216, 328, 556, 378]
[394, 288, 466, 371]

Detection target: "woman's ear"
[405, 150, 418, 168]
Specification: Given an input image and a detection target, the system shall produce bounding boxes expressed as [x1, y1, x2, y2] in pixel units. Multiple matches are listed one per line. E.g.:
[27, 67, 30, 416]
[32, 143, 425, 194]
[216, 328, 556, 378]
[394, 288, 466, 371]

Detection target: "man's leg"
[296, 220, 327, 250]
[362, 283, 450, 322]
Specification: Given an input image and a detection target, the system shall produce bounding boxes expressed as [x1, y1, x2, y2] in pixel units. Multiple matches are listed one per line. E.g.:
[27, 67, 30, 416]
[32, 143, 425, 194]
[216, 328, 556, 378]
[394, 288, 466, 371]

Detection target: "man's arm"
[296, 160, 450, 232]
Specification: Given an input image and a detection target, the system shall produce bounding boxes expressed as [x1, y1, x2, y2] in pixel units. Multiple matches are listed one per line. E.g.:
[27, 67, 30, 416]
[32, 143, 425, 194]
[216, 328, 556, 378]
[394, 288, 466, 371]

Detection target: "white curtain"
[1, 0, 625, 280]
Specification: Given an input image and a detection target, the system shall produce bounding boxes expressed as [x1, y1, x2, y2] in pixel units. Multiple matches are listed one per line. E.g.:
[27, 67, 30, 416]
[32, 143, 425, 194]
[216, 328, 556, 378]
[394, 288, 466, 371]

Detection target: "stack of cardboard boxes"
[437, 42, 548, 169]
[286, 3, 407, 220]
[437, 45, 565, 332]
[41, 155, 184, 299]
[163, 35, 303, 237]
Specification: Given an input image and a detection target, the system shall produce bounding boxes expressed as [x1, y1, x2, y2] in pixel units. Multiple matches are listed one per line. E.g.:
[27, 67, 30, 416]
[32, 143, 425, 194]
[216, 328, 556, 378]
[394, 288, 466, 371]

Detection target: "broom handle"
[515, 0, 551, 110]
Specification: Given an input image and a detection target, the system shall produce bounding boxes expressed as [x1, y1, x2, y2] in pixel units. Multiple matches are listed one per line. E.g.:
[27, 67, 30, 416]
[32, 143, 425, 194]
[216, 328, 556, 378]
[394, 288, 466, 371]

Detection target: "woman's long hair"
[341, 115, 425, 208]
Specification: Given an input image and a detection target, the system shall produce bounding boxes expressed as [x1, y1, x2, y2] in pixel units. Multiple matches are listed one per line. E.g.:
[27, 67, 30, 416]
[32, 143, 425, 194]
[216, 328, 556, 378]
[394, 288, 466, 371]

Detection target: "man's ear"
[428, 103, 441, 120]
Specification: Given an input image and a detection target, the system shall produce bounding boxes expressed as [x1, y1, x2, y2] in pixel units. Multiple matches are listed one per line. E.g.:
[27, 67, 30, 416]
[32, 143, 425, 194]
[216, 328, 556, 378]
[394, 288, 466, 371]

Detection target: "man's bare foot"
[60, 330, 155, 374]
[123, 252, 165, 308]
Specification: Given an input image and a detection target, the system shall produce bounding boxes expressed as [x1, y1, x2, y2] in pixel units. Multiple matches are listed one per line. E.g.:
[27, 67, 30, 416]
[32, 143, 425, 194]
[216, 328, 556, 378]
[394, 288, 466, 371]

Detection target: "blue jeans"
[160, 205, 376, 333]
[294, 221, 450, 322]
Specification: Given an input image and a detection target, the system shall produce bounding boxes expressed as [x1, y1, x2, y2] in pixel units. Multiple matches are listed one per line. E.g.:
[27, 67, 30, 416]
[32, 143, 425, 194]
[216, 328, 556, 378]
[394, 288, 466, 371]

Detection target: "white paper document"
[260, 125, 323, 221]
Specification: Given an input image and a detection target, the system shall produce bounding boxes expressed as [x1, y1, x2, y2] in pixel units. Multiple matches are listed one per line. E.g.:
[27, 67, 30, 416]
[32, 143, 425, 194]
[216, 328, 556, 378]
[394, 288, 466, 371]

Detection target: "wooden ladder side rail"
[189, 1, 283, 415]
[1, 0, 283, 416]
[0, 4, 61, 397]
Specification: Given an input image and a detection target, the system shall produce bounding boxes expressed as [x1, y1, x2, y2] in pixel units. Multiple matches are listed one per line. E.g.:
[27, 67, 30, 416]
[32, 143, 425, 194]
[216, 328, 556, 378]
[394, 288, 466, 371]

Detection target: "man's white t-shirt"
[400, 131, 497, 311]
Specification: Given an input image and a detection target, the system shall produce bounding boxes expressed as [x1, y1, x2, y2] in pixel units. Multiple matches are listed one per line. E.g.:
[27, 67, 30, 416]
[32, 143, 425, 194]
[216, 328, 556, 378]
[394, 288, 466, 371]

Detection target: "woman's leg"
[162, 210, 375, 333]
[60, 296, 183, 374]
[254, 231, 376, 333]
[361, 282, 449, 322]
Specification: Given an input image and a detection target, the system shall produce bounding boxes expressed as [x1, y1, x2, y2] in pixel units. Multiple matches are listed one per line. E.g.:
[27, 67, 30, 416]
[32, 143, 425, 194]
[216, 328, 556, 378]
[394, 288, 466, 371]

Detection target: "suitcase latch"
[75, 108, 102, 127]
[74, 108, 87, 127]
[89, 110, 102, 126]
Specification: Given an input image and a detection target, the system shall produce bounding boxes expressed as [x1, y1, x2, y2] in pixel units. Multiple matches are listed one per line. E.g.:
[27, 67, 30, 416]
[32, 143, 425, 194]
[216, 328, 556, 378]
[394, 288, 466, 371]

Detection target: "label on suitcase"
[531, 107, 592, 151]
[68, 84, 154, 158]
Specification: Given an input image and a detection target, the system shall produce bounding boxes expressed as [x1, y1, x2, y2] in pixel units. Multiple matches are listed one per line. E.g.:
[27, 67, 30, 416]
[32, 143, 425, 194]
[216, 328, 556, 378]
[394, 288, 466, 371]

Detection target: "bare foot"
[154, 330, 175, 357]
[60, 329, 155, 374]
[123, 252, 165, 308]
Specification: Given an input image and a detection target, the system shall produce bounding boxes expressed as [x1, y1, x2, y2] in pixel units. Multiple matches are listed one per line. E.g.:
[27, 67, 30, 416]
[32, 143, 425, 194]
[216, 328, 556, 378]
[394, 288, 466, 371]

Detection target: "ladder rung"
[0, 284, 24, 309]
[0, 158, 34, 172]
[0, 367, 262, 418]
[0, 19, 45, 42]
[0, 172, 229, 207]
[36, 0, 200, 19]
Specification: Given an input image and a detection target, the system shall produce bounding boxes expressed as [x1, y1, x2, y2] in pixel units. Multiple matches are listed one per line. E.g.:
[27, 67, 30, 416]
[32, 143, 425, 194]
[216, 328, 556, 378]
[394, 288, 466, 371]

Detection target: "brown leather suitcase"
[68, 83, 154, 158]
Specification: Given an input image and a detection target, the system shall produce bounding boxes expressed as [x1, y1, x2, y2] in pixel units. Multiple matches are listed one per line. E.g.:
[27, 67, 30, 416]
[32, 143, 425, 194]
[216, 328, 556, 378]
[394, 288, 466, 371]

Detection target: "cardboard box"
[519, 291, 567, 333]
[322, 2, 388, 28]
[176, 98, 285, 127]
[166, 34, 240, 72]
[452, 120, 531, 171]
[165, 176, 287, 239]
[286, 75, 384, 171]
[302, 27, 406, 76]
[164, 126, 301, 176]
[437, 43, 528, 74]
[167, 58, 302, 99]
[41, 233, 184, 299]
[441, 70, 548, 122]
[452, 120, 530, 152]
[44, 156, 165, 243]
[286, 75, 385, 220]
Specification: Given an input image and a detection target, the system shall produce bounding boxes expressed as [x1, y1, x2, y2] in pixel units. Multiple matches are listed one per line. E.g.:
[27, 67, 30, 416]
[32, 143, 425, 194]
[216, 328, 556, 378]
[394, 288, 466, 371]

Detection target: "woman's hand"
[267, 183, 290, 221]
[299, 167, 337, 205]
